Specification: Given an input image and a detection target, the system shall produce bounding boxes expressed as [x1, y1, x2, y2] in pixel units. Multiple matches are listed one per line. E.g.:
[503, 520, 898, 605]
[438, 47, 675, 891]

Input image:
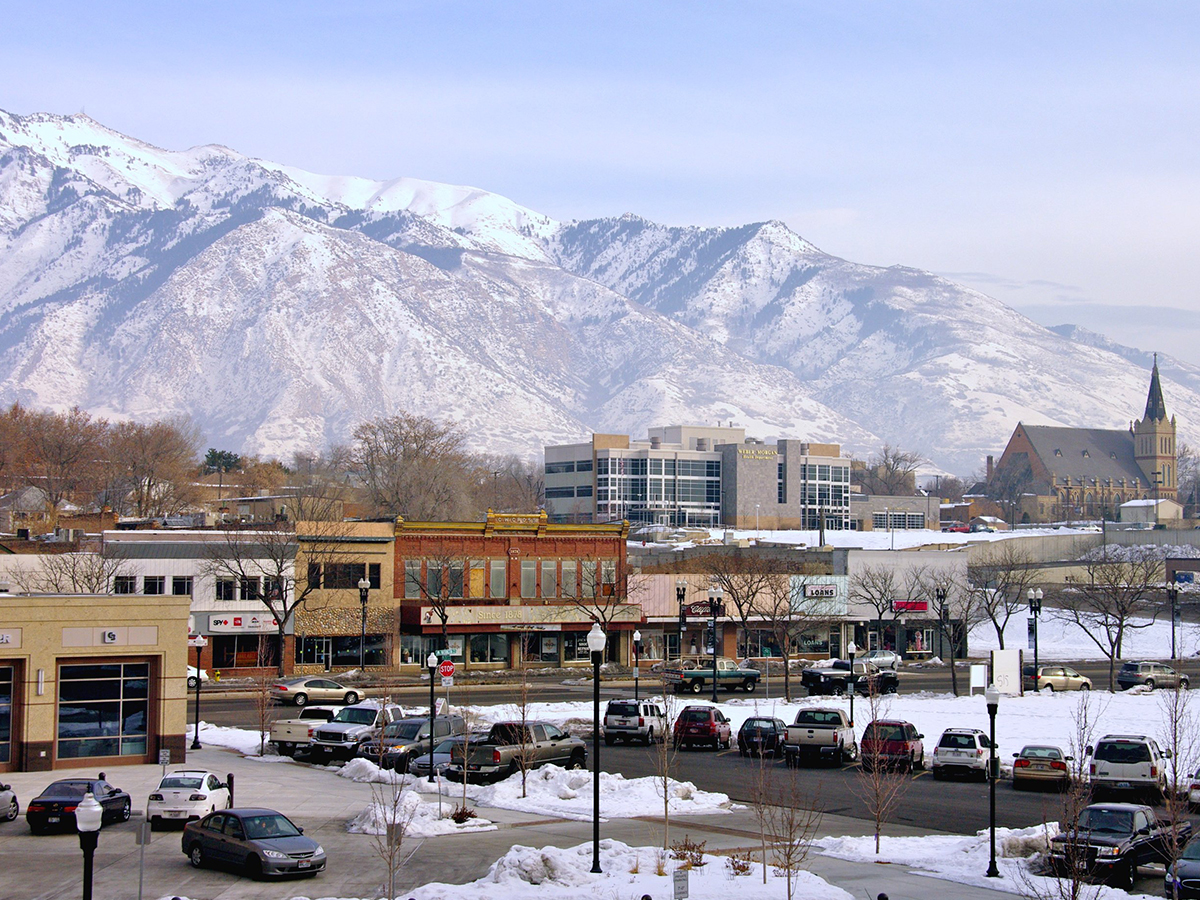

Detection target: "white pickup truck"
[269, 706, 339, 757]
[784, 707, 857, 767]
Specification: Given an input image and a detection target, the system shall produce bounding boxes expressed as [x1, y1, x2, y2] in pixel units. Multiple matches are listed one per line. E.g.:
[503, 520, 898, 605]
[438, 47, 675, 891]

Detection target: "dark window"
[1094, 741, 1151, 764]
[113, 576, 136, 594]
[545, 461, 576, 474]
[172, 576, 193, 596]
[369, 563, 381, 589]
[545, 487, 575, 499]
[213, 635, 280, 669]
[215, 579, 235, 602]
[324, 563, 367, 590]
[57, 661, 149, 759]
[576, 459, 593, 472]
[307, 563, 322, 589]
[143, 576, 165, 595]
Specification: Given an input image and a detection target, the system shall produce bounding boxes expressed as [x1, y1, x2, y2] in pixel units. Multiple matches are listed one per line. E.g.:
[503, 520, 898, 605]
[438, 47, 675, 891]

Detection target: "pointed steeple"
[1145, 354, 1168, 422]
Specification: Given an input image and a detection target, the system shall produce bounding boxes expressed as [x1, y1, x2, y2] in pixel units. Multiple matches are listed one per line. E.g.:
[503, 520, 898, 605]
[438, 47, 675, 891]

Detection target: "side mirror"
[1012, 753, 1020, 758]
[917, 734, 924, 740]
[297, 825, 304, 834]
[1085, 745, 1094, 756]
[1138, 826, 1151, 835]
[0, 784, 8, 792]
[1165, 749, 1174, 759]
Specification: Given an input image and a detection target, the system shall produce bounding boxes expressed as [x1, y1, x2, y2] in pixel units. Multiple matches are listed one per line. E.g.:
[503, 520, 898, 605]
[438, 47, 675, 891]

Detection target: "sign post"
[135, 820, 152, 900]
[439, 660, 455, 715]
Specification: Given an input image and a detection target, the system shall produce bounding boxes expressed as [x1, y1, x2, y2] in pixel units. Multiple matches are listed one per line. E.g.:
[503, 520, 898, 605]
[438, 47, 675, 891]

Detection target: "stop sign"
[439, 660, 455, 678]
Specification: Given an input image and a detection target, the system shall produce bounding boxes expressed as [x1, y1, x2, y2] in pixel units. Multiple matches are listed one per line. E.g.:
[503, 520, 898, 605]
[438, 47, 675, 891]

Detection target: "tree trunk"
[276, 623, 287, 677]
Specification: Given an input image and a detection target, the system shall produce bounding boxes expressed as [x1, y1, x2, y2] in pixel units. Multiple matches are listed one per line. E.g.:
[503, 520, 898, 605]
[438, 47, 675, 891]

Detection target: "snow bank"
[347, 788, 496, 837]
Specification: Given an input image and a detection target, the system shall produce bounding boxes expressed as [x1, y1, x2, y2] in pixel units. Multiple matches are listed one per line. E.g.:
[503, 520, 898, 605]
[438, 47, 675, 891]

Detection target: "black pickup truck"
[801, 659, 899, 697]
[1049, 802, 1192, 889]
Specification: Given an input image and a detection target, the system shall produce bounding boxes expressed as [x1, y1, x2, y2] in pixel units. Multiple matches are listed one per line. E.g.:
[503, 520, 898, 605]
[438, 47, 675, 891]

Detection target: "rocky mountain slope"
[0, 108, 1191, 472]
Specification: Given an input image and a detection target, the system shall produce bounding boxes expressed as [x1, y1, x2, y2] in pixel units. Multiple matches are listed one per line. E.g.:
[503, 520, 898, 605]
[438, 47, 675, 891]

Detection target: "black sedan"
[183, 808, 325, 879]
[1167, 835, 1200, 899]
[26, 776, 131, 833]
[738, 716, 787, 758]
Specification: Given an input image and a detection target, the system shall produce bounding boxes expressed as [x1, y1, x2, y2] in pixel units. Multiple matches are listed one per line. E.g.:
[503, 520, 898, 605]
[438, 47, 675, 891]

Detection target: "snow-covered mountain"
[0, 108, 1192, 472]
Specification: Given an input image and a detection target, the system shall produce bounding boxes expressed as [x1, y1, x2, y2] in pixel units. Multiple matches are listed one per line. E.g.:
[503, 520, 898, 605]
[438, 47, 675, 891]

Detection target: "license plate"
[48, 816, 60, 823]
[166, 811, 185, 818]
[1117, 781, 1131, 789]
[298, 860, 311, 869]
[1076, 859, 1089, 872]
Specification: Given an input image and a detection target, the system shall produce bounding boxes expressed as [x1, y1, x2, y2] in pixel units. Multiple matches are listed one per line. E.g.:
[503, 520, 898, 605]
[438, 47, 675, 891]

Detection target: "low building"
[1120, 498, 1183, 525]
[0, 589, 190, 772]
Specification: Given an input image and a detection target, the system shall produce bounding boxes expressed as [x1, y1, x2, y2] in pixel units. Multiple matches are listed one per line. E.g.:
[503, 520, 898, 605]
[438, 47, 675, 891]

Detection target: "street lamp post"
[587, 623, 607, 874]
[76, 791, 104, 900]
[675, 579, 687, 661]
[1026, 588, 1043, 689]
[191, 642, 203, 750]
[1168, 583, 1179, 660]
[847, 641, 858, 726]
[708, 587, 723, 704]
[632, 629, 642, 701]
[426, 652, 438, 783]
[357, 577, 371, 671]
[985, 684, 1000, 878]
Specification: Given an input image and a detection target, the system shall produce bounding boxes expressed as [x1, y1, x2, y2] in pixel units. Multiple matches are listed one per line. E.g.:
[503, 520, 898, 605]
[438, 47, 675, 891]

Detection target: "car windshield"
[46, 782, 90, 798]
[1094, 741, 1150, 763]
[159, 776, 203, 790]
[1119, 663, 1139, 672]
[865, 724, 905, 742]
[1182, 840, 1200, 861]
[242, 813, 302, 840]
[680, 710, 711, 723]
[383, 722, 424, 740]
[744, 719, 773, 729]
[434, 738, 461, 753]
[332, 708, 378, 725]
[607, 703, 639, 717]
[939, 733, 976, 749]
[1022, 747, 1062, 760]
[1076, 809, 1133, 834]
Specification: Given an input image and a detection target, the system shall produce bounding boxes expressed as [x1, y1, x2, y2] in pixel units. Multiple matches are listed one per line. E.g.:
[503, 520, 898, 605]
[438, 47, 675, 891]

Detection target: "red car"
[860, 719, 925, 772]
[673, 706, 732, 750]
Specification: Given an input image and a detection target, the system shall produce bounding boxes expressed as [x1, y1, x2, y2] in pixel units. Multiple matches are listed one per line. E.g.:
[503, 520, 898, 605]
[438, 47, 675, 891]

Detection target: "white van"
[1087, 734, 1171, 799]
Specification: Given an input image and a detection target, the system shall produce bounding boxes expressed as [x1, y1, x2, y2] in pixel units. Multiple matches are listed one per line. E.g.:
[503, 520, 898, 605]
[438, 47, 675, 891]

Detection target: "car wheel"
[189, 844, 205, 869]
[1182, 678, 1190, 689]
[644, 728, 654, 746]
[187, 676, 199, 690]
[567, 751, 587, 770]
[1079, 683, 1091, 692]
[4, 798, 18, 821]
[1044, 683, 1054, 693]
[1012, 778, 1025, 791]
[604, 734, 615, 746]
[245, 854, 263, 880]
[832, 683, 845, 696]
[293, 692, 308, 707]
[932, 767, 944, 780]
[885, 682, 898, 695]
[690, 680, 704, 694]
[1111, 861, 1133, 890]
[1145, 679, 1156, 691]
[120, 799, 131, 822]
[343, 691, 359, 705]
[743, 678, 756, 693]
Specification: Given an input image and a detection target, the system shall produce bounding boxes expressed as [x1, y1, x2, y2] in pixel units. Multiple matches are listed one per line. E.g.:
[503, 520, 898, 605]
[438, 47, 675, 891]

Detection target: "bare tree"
[968, 541, 1042, 650]
[403, 552, 461, 652]
[365, 774, 420, 900]
[917, 567, 987, 696]
[352, 412, 473, 520]
[852, 444, 925, 496]
[1159, 685, 1196, 900]
[20, 407, 107, 519]
[7, 547, 130, 594]
[566, 558, 642, 643]
[1178, 440, 1199, 519]
[701, 553, 779, 660]
[102, 417, 203, 517]
[1054, 545, 1163, 690]
[512, 635, 536, 798]
[852, 685, 911, 853]
[653, 673, 683, 849]
[848, 564, 900, 652]
[202, 519, 357, 676]
[762, 775, 823, 900]
[757, 569, 838, 701]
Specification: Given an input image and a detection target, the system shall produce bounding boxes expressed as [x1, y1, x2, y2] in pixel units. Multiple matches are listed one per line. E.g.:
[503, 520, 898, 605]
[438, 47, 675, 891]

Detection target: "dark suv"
[673, 706, 732, 750]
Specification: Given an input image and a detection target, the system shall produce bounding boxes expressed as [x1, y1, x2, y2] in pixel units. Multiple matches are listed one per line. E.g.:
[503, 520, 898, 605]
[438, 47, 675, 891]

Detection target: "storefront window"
[490, 560, 506, 599]
[469, 634, 510, 663]
[562, 631, 593, 661]
[0, 666, 10, 763]
[905, 628, 933, 654]
[213, 635, 280, 668]
[518, 634, 560, 663]
[399, 635, 464, 665]
[57, 662, 149, 759]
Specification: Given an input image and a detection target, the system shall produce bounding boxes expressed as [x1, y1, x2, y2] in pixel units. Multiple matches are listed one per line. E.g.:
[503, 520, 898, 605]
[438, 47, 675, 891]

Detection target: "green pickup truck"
[664, 657, 760, 694]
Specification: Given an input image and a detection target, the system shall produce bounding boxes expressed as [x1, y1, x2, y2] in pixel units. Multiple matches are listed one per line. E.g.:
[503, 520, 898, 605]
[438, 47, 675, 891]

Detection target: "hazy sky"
[5, 2, 1199, 362]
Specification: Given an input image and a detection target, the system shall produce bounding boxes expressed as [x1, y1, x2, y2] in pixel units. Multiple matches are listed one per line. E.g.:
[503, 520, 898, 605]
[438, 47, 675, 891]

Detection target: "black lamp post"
[1027, 588, 1042, 689]
[587, 622, 607, 873]
[357, 577, 371, 670]
[426, 652, 438, 783]
[847, 641, 857, 726]
[985, 684, 1000, 878]
[76, 791, 103, 900]
[1167, 583, 1179, 660]
[708, 587, 723, 704]
[633, 629, 642, 701]
[191, 641, 204, 750]
[675, 578, 687, 660]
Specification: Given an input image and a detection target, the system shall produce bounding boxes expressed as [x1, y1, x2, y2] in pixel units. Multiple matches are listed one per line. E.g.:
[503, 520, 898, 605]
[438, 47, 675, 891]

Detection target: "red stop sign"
[439, 661, 455, 678]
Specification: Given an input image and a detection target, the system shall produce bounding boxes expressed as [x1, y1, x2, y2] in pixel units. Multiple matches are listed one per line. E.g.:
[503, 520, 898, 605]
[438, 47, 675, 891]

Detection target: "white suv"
[931, 728, 992, 781]
[1087, 734, 1171, 800]
[603, 699, 666, 745]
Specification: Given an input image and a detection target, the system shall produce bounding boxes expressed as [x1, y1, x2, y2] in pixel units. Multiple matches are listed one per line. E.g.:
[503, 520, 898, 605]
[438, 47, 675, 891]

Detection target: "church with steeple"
[985, 360, 1178, 523]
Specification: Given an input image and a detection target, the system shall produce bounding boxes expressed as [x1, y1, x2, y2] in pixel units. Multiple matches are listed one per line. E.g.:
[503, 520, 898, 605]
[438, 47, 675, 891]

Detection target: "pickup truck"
[1049, 802, 1192, 889]
[446, 721, 587, 783]
[663, 657, 760, 694]
[801, 659, 899, 696]
[360, 714, 467, 772]
[308, 702, 404, 761]
[784, 707, 857, 767]
[269, 706, 339, 757]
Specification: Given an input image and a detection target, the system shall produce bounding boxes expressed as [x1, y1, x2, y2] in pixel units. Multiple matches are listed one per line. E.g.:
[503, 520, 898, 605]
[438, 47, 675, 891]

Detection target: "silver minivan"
[1087, 734, 1170, 799]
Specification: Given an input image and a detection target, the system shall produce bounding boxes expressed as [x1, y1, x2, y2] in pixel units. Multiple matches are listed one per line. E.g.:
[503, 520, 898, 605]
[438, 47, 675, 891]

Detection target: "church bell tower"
[1133, 355, 1177, 499]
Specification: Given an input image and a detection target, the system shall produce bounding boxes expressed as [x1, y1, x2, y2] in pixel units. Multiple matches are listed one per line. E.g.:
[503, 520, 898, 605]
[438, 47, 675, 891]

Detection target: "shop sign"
[422, 604, 641, 627]
[208, 614, 278, 634]
[499, 623, 562, 631]
[0, 628, 20, 648]
[804, 585, 837, 599]
[892, 600, 928, 613]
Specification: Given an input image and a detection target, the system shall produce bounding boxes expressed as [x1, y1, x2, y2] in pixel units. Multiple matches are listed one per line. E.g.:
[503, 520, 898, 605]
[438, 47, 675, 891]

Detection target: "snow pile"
[329, 757, 406, 784]
[402, 839, 854, 900]
[346, 788, 496, 837]
[462, 764, 734, 822]
[815, 824, 1155, 899]
[194, 722, 276, 758]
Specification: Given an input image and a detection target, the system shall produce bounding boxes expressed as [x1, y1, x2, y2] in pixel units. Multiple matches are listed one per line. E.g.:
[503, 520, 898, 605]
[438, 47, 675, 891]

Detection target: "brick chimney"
[986, 455, 994, 480]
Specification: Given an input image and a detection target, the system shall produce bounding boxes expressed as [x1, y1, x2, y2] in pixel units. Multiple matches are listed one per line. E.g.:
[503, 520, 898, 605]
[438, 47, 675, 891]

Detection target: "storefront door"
[0, 666, 11, 765]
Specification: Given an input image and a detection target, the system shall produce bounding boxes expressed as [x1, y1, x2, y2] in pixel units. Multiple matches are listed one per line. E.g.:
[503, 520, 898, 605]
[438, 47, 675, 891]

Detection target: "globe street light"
[985, 684, 1000, 878]
[847, 641, 858, 726]
[587, 622, 607, 873]
[708, 587, 724, 703]
[426, 652, 439, 783]
[1026, 588, 1043, 689]
[358, 577, 371, 671]
[632, 629, 642, 701]
[675, 579, 687, 660]
[1167, 582, 1179, 660]
[76, 791, 104, 900]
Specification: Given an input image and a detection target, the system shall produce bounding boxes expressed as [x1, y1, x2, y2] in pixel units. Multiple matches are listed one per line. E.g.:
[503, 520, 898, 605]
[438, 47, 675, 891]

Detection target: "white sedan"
[147, 770, 230, 828]
[186, 666, 209, 690]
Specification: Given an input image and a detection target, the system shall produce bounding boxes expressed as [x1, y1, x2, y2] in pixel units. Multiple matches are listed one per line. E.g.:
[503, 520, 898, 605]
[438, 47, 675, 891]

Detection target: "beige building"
[0, 590, 190, 772]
